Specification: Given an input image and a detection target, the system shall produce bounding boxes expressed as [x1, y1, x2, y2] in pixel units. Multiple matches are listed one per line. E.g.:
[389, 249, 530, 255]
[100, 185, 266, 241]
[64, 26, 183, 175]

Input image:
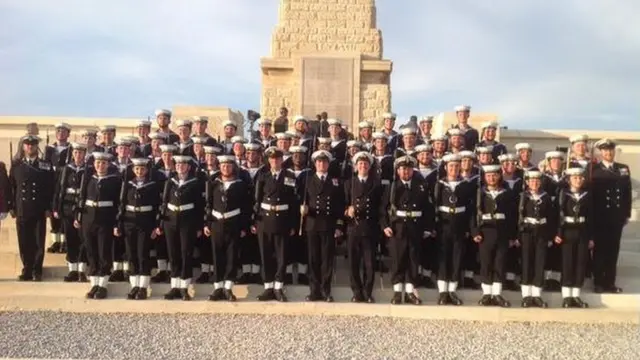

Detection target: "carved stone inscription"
[301, 57, 354, 125]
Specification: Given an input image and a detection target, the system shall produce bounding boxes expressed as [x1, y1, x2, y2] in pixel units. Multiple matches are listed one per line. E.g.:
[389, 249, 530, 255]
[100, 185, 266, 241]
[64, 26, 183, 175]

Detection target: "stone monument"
[260, 0, 392, 131]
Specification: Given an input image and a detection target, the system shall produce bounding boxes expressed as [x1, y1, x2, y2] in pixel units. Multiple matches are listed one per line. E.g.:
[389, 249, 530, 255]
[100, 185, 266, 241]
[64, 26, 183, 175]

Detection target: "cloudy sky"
[0, 0, 638, 130]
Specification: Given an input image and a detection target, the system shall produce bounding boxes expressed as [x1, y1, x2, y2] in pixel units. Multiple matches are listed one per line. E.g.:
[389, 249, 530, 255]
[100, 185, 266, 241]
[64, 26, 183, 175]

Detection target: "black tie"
[361, 179, 366, 185]
[405, 183, 410, 190]
[321, 175, 325, 183]
[273, 173, 278, 182]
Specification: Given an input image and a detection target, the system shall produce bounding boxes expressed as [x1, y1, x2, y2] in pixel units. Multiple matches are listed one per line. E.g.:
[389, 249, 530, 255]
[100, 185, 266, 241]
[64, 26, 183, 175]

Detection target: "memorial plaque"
[301, 57, 354, 125]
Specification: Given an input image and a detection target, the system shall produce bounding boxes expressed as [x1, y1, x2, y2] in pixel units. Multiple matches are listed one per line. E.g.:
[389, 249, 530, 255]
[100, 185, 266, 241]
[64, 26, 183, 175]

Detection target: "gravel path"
[0, 312, 637, 360]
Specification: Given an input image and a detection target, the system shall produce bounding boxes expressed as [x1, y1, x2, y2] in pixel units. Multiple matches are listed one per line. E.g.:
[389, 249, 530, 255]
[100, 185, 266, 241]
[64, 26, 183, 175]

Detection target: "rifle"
[517, 178, 526, 234]
[115, 165, 129, 234]
[55, 146, 74, 215]
[74, 162, 92, 225]
[9, 142, 13, 166]
[298, 135, 317, 235]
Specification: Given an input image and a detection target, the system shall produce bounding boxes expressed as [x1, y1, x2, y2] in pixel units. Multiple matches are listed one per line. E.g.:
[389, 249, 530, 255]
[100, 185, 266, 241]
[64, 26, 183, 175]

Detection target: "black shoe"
[351, 293, 364, 303]
[180, 288, 191, 301]
[94, 286, 108, 299]
[127, 287, 139, 300]
[164, 288, 180, 300]
[257, 289, 276, 301]
[284, 273, 294, 285]
[209, 288, 226, 301]
[109, 270, 125, 283]
[573, 297, 589, 308]
[390, 292, 403, 305]
[422, 277, 436, 289]
[224, 289, 237, 302]
[17, 274, 32, 281]
[195, 272, 210, 284]
[325, 295, 334, 303]
[606, 286, 623, 294]
[47, 242, 61, 254]
[405, 293, 422, 305]
[479, 294, 493, 306]
[463, 277, 480, 290]
[493, 295, 511, 308]
[151, 270, 170, 284]
[437, 292, 451, 305]
[521, 296, 532, 308]
[86, 285, 100, 299]
[504, 280, 519, 291]
[531, 297, 548, 308]
[297, 273, 309, 285]
[237, 273, 250, 285]
[306, 293, 323, 302]
[366, 296, 375, 303]
[64, 271, 79, 282]
[135, 287, 148, 300]
[562, 297, 575, 308]
[544, 279, 561, 292]
[78, 272, 88, 283]
[274, 289, 287, 302]
[593, 286, 605, 294]
[449, 292, 463, 306]
[32, 273, 42, 282]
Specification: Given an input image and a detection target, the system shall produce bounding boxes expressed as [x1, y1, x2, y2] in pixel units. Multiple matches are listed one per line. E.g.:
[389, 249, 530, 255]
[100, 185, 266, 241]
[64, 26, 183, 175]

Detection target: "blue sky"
[0, 0, 638, 131]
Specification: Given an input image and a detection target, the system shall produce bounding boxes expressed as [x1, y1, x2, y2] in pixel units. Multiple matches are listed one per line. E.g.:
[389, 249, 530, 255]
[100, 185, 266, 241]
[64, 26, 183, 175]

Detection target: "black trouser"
[239, 233, 261, 268]
[307, 230, 336, 296]
[211, 227, 239, 283]
[436, 225, 465, 282]
[50, 216, 62, 234]
[196, 232, 212, 265]
[164, 221, 197, 280]
[82, 222, 114, 277]
[520, 230, 547, 287]
[389, 224, 421, 286]
[288, 232, 308, 266]
[154, 234, 168, 265]
[112, 228, 127, 264]
[561, 227, 589, 288]
[347, 233, 375, 297]
[463, 234, 479, 276]
[478, 226, 508, 284]
[258, 232, 287, 284]
[505, 246, 521, 277]
[593, 222, 624, 288]
[16, 215, 47, 276]
[124, 221, 154, 276]
[421, 230, 438, 275]
[62, 215, 86, 264]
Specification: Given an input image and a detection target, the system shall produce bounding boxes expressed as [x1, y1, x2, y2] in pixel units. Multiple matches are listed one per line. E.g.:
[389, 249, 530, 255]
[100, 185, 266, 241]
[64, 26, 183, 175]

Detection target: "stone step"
[621, 238, 640, 253]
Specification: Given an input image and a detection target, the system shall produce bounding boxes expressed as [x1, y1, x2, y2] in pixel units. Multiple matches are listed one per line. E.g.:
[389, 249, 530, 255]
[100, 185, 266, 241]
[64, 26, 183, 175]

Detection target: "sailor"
[394, 127, 418, 158]
[446, 129, 466, 154]
[357, 121, 374, 151]
[252, 147, 298, 302]
[231, 135, 247, 165]
[275, 132, 293, 166]
[381, 155, 434, 305]
[192, 136, 208, 166]
[518, 170, 555, 308]
[498, 153, 524, 291]
[158, 155, 205, 301]
[515, 143, 537, 171]
[472, 164, 518, 307]
[477, 121, 507, 161]
[98, 125, 117, 156]
[204, 155, 251, 301]
[219, 120, 238, 155]
[79, 129, 103, 168]
[567, 134, 592, 170]
[148, 132, 167, 166]
[555, 167, 593, 308]
[287, 130, 301, 147]
[327, 119, 347, 164]
[292, 115, 311, 144]
[256, 118, 276, 149]
[191, 116, 218, 146]
[431, 134, 448, 164]
[174, 119, 194, 157]
[381, 112, 400, 152]
[370, 132, 394, 186]
[52, 142, 88, 282]
[109, 137, 133, 282]
[459, 150, 481, 289]
[154, 109, 180, 144]
[591, 138, 631, 294]
[45, 122, 72, 254]
[285, 145, 311, 285]
[475, 146, 494, 166]
[75, 152, 121, 299]
[541, 150, 567, 291]
[115, 158, 164, 300]
[8, 135, 55, 281]
[414, 144, 438, 288]
[418, 115, 434, 144]
[451, 105, 479, 150]
[134, 119, 153, 157]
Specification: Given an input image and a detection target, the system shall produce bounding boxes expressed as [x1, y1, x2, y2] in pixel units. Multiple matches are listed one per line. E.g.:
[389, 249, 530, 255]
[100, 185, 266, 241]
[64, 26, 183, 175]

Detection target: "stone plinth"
[261, 0, 392, 131]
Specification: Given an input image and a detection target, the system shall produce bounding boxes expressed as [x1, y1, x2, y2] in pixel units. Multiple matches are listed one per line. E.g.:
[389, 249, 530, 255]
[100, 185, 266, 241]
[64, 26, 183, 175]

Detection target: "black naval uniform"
[541, 171, 566, 290]
[591, 161, 632, 292]
[415, 162, 439, 288]
[477, 141, 507, 161]
[289, 166, 312, 285]
[110, 159, 132, 281]
[253, 168, 297, 301]
[239, 164, 268, 284]
[344, 172, 383, 302]
[461, 168, 481, 289]
[451, 125, 479, 151]
[45, 142, 70, 253]
[8, 156, 55, 280]
[150, 164, 173, 283]
[502, 173, 524, 290]
[206, 176, 251, 301]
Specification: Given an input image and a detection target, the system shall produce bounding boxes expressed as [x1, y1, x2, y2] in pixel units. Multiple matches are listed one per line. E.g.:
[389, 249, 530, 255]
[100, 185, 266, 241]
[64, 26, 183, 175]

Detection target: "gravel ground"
[0, 312, 638, 360]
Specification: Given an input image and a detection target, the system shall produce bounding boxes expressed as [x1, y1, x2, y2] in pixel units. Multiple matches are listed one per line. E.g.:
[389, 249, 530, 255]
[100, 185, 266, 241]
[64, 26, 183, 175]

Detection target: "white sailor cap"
[244, 143, 262, 152]
[353, 151, 373, 164]
[136, 119, 152, 128]
[20, 135, 40, 144]
[149, 132, 168, 141]
[401, 127, 417, 136]
[222, 120, 237, 128]
[459, 150, 476, 159]
[476, 146, 493, 154]
[285, 130, 300, 139]
[498, 153, 517, 162]
[70, 142, 87, 151]
[123, 135, 139, 145]
[159, 144, 178, 153]
[383, 112, 397, 119]
[442, 153, 461, 163]
[414, 144, 433, 153]
[257, 118, 272, 126]
[545, 150, 564, 159]
[317, 137, 332, 145]
[431, 134, 448, 142]
[191, 136, 208, 144]
[192, 116, 208, 123]
[204, 145, 222, 154]
[175, 119, 192, 128]
[311, 150, 333, 162]
[173, 155, 192, 164]
[131, 158, 150, 167]
[525, 170, 543, 179]
[289, 145, 308, 154]
[293, 115, 307, 123]
[54, 122, 71, 130]
[565, 167, 585, 176]
[92, 152, 112, 161]
[265, 146, 284, 158]
[98, 125, 116, 132]
[448, 129, 463, 137]
[80, 129, 98, 137]
[346, 140, 363, 148]
[595, 138, 616, 149]
[419, 115, 434, 123]
[569, 134, 588, 143]
[115, 137, 132, 146]
[231, 135, 246, 144]
[515, 143, 532, 151]
[454, 105, 471, 112]
[217, 155, 236, 164]
[358, 121, 373, 129]
[155, 109, 172, 117]
[372, 132, 388, 141]
[482, 165, 502, 173]
[274, 132, 291, 140]
[327, 118, 342, 126]
[481, 121, 499, 130]
[394, 155, 417, 168]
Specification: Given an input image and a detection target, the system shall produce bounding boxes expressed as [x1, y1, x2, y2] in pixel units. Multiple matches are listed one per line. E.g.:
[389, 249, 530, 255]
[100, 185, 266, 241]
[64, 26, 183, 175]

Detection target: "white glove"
[300, 205, 309, 216]
[0, 213, 7, 221]
[423, 231, 431, 239]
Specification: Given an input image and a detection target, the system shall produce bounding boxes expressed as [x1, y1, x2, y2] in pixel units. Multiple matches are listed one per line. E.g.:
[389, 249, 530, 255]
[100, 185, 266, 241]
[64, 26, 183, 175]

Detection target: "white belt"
[65, 188, 78, 194]
[564, 216, 586, 224]
[85, 200, 114, 208]
[481, 213, 506, 220]
[167, 203, 195, 212]
[212, 208, 241, 220]
[396, 210, 422, 218]
[438, 206, 466, 214]
[524, 217, 547, 225]
[260, 203, 289, 211]
[126, 205, 154, 213]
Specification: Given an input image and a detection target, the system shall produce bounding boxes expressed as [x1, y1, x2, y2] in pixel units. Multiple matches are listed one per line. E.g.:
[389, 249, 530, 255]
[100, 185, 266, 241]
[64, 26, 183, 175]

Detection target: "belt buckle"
[449, 207, 456, 214]
[270, 205, 278, 211]
[573, 216, 579, 223]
